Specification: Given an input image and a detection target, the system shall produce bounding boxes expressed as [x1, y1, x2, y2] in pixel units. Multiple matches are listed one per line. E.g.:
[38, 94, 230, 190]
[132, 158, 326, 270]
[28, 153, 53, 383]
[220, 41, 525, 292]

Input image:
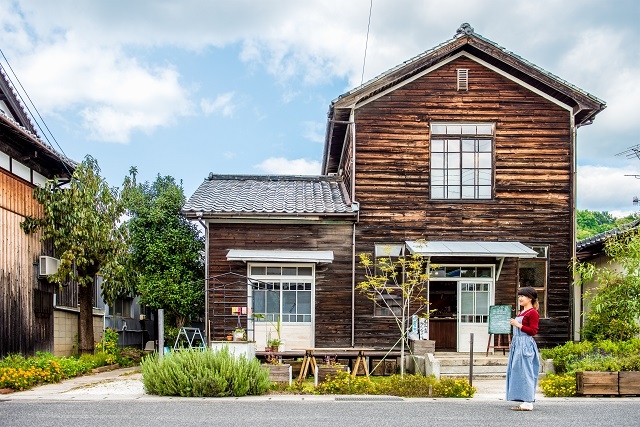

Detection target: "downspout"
[350, 108, 358, 347]
[197, 214, 210, 347]
[570, 114, 578, 342]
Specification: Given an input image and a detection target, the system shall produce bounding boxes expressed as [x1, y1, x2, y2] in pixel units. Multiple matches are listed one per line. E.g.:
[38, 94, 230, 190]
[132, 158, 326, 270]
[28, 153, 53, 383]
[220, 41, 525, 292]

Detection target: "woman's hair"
[517, 286, 539, 310]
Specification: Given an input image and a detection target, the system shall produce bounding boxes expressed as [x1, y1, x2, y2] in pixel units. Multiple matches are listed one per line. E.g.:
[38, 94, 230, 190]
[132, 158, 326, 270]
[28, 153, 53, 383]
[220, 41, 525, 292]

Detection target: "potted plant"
[267, 337, 282, 352]
[254, 314, 284, 351]
[233, 328, 246, 341]
[262, 353, 292, 385]
[315, 355, 349, 385]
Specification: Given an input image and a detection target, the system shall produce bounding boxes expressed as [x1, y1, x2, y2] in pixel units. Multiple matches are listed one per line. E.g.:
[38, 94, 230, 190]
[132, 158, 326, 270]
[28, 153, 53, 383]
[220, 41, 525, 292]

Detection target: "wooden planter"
[264, 364, 292, 385]
[315, 365, 349, 386]
[576, 371, 619, 396]
[618, 371, 640, 396]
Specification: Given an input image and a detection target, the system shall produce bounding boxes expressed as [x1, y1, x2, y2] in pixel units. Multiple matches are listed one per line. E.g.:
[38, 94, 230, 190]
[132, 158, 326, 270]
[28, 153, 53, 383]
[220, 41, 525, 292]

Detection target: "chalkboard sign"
[488, 305, 512, 334]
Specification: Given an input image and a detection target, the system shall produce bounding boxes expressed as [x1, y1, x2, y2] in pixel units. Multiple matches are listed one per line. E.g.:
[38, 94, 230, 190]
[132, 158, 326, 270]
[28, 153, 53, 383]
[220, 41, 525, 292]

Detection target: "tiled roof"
[183, 175, 355, 216]
[576, 219, 640, 251]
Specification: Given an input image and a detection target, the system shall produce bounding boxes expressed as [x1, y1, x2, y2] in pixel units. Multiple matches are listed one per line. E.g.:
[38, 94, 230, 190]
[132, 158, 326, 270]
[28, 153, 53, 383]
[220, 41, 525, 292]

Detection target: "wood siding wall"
[0, 169, 53, 357]
[207, 222, 354, 346]
[350, 57, 573, 347]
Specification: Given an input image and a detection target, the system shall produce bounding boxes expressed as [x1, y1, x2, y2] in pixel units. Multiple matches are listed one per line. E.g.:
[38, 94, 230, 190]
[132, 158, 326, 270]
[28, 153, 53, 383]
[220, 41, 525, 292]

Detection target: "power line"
[360, 0, 373, 86]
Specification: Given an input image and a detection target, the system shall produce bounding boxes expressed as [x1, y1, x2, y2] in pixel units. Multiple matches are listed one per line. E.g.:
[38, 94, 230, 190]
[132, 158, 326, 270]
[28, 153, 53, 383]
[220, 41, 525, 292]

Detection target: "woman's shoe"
[511, 402, 533, 411]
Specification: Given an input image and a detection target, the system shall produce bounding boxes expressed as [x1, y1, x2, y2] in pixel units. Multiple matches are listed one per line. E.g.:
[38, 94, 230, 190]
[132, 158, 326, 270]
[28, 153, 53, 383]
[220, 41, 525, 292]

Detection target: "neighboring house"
[574, 219, 640, 341]
[0, 65, 75, 357]
[183, 24, 606, 352]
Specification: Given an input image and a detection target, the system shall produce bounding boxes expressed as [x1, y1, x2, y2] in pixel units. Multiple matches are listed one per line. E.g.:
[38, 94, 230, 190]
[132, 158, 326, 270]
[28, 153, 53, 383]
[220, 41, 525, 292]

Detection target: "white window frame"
[248, 263, 315, 324]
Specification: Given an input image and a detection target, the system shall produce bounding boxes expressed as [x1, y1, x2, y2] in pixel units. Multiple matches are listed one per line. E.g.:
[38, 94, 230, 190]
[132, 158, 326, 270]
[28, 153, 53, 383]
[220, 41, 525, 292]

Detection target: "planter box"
[264, 364, 292, 385]
[576, 371, 619, 396]
[411, 339, 436, 354]
[315, 365, 349, 386]
[618, 372, 640, 395]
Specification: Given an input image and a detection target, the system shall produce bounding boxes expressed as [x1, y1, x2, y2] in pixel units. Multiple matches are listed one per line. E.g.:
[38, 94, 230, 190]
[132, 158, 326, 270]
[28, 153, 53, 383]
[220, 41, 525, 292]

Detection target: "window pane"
[431, 153, 444, 168]
[447, 153, 460, 168]
[431, 186, 444, 198]
[298, 291, 311, 314]
[431, 139, 445, 151]
[460, 293, 473, 314]
[476, 292, 489, 315]
[478, 139, 492, 151]
[266, 267, 281, 275]
[266, 291, 280, 314]
[460, 124, 476, 135]
[478, 153, 491, 168]
[254, 291, 265, 313]
[447, 139, 460, 152]
[477, 267, 492, 278]
[478, 170, 491, 185]
[462, 153, 475, 168]
[461, 268, 475, 277]
[461, 186, 475, 198]
[251, 266, 266, 275]
[461, 169, 475, 185]
[477, 186, 492, 198]
[432, 169, 445, 185]
[282, 267, 297, 275]
[519, 262, 546, 287]
[447, 186, 460, 199]
[298, 267, 313, 276]
[447, 169, 460, 185]
[477, 125, 493, 135]
[446, 125, 461, 135]
[461, 139, 475, 152]
[283, 291, 296, 313]
[431, 125, 446, 135]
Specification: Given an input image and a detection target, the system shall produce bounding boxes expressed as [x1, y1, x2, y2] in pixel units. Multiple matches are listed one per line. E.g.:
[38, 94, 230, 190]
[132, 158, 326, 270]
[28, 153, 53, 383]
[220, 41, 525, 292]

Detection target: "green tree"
[21, 156, 130, 354]
[122, 173, 204, 329]
[577, 210, 638, 240]
[357, 250, 431, 376]
[575, 231, 640, 341]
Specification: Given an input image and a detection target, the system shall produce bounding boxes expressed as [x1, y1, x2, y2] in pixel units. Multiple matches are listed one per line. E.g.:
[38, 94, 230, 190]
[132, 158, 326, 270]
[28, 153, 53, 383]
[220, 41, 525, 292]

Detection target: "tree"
[357, 250, 431, 376]
[575, 230, 640, 341]
[577, 210, 639, 240]
[122, 173, 204, 329]
[21, 156, 130, 354]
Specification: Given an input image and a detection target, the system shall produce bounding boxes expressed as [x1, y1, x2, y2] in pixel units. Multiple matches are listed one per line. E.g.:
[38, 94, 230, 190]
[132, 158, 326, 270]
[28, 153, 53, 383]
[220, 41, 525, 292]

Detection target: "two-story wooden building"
[183, 24, 605, 351]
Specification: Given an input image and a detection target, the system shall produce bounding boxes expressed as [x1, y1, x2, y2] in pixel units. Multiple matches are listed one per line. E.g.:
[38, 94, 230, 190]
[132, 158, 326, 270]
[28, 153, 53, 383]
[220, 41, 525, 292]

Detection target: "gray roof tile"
[183, 175, 354, 216]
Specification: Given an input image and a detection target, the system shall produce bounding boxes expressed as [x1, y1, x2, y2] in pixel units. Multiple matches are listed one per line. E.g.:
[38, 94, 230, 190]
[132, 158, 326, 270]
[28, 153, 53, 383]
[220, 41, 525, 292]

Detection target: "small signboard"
[488, 305, 512, 334]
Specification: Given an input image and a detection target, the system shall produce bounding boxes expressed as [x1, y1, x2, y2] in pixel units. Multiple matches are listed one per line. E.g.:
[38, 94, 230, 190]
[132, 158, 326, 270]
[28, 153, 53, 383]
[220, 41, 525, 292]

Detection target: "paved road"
[1, 368, 639, 427]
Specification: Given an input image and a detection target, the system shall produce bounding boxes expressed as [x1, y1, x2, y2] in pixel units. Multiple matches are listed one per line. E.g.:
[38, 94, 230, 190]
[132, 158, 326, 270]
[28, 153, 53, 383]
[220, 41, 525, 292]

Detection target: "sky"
[1, 0, 639, 216]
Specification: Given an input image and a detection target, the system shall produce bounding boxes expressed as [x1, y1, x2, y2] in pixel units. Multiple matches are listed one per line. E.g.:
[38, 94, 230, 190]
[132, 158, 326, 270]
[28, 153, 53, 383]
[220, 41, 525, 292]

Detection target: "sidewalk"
[1, 367, 528, 401]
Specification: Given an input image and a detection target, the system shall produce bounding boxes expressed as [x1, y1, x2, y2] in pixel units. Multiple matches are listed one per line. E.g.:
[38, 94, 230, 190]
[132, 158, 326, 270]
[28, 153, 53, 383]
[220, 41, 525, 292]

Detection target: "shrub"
[316, 371, 377, 395]
[540, 373, 576, 397]
[541, 339, 640, 374]
[432, 376, 476, 398]
[95, 328, 120, 364]
[140, 348, 270, 397]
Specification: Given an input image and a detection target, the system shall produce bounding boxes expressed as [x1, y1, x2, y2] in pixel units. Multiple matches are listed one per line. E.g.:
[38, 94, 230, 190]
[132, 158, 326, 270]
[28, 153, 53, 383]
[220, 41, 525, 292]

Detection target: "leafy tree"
[122, 173, 204, 329]
[21, 156, 130, 354]
[577, 210, 639, 240]
[357, 250, 431, 376]
[575, 230, 640, 341]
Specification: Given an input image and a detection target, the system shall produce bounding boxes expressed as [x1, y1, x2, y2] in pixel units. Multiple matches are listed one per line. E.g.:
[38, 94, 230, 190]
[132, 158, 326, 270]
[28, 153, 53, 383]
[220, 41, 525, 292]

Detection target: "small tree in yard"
[21, 156, 130, 354]
[575, 230, 640, 341]
[357, 251, 431, 376]
[122, 172, 204, 329]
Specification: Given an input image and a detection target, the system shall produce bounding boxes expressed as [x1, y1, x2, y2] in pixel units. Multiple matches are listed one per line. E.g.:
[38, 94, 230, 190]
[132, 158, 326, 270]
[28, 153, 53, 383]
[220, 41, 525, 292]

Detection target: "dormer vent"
[457, 69, 469, 91]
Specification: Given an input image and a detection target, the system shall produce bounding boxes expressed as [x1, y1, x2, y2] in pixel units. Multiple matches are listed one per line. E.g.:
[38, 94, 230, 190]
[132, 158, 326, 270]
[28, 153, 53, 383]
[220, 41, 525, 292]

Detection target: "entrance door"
[427, 281, 457, 351]
[458, 281, 491, 352]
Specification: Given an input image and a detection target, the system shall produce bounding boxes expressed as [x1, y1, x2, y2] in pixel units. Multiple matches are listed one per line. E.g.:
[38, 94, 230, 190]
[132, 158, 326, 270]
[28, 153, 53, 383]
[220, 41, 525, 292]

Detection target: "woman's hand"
[510, 318, 521, 328]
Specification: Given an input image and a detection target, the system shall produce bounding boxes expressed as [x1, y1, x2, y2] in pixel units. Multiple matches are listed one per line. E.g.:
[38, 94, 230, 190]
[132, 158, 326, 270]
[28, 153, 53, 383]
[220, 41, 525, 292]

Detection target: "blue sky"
[2, 0, 639, 216]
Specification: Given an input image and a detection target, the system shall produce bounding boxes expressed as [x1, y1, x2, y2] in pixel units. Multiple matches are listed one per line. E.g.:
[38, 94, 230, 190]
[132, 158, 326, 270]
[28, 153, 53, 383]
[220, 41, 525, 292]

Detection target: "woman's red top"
[519, 308, 539, 336]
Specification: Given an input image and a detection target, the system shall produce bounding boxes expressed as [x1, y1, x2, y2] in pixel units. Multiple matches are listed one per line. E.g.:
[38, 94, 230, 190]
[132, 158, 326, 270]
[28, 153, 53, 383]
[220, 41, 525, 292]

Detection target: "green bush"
[316, 371, 377, 395]
[432, 376, 476, 398]
[140, 348, 271, 397]
[0, 352, 93, 391]
[541, 339, 640, 374]
[539, 374, 576, 397]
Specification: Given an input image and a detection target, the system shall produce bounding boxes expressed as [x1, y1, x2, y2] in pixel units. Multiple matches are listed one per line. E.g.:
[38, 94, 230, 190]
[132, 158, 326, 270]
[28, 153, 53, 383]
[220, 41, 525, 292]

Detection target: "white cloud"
[577, 165, 640, 215]
[302, 121, 325, 143]
[255, 157, 321, 175]
[201, 92, 236, 117]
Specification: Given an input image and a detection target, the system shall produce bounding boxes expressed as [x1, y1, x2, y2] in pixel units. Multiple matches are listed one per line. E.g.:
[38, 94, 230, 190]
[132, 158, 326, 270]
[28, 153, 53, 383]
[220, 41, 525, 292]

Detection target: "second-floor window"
[430, 123, 494, 200]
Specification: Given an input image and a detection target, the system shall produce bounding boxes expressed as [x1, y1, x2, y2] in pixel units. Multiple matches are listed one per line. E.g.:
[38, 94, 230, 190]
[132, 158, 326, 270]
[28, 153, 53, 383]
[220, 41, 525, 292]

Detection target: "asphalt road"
[2, 398, 640, 427]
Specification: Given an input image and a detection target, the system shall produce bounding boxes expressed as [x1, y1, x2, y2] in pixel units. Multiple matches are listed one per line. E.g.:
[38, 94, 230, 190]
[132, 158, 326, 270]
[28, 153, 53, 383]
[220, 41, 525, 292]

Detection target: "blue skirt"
[505, 329, 540, 402]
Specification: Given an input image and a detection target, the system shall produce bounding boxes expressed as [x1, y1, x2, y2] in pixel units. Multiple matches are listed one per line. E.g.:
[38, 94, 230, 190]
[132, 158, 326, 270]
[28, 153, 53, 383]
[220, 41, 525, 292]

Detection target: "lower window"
[250, 264, 313, 323]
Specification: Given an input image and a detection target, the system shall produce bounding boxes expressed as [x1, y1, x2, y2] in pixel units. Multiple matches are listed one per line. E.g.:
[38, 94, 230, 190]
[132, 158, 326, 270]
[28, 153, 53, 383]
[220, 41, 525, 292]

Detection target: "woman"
[505, 286, 540, 411]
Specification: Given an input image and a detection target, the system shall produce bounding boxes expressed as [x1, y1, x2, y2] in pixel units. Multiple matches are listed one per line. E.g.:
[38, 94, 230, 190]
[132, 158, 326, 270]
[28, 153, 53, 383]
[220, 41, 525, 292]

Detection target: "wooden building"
[0, 65, 75, 357]
[183, 24, 606, 351]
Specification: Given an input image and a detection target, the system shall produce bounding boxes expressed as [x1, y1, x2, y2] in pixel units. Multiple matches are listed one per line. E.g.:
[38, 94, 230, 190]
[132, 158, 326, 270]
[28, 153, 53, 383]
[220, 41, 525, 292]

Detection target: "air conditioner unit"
[39, 256, 60, 277]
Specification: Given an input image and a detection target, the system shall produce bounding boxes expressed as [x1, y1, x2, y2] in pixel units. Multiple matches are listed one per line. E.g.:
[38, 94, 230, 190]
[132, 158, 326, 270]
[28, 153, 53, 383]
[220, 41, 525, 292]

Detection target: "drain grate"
[335, 396, 404, 402]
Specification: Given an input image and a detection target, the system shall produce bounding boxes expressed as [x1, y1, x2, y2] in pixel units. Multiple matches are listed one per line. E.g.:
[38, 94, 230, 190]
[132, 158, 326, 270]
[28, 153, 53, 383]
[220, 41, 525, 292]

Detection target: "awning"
[226, 249, 334, 263]
[405, 241, 538, 258]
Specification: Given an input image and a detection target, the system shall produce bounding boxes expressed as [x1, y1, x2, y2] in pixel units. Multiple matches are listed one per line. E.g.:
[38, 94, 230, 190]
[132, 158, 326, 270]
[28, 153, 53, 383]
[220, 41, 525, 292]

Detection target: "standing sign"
[488, 305, 512, 334]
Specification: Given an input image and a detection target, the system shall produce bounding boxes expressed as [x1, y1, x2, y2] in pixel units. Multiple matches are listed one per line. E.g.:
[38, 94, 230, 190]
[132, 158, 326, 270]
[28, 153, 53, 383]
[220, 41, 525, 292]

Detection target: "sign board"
[488, 305, 512, 334]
